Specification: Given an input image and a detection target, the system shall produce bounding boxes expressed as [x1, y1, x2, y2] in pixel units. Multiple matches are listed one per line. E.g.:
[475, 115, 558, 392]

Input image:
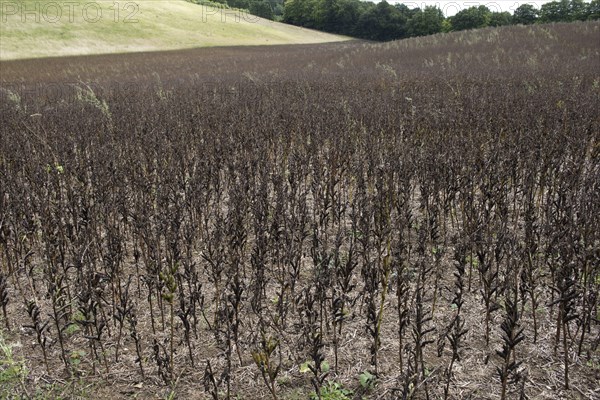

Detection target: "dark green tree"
[394, 3, 418, 19]
[314, 0, 338, 30]
[283, 0, 319, 27]
[334, 0, 364, 34]
[569, 0, 589, 20]
[228, 0, 250, 9]
[512, 4, 538, 24]
[271, 2, 284, 18]
[407, 6, 444, 37]
[539, 0, 571, 22]
[250, 0, 274, 19]
[450, 6, 491, 31]
[354, 1, 407, 41]
[488, 11, 512, 26]
[588, 0, 600, 19]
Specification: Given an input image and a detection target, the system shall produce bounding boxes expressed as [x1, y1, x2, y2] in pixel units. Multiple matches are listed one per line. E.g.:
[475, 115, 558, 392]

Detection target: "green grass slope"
[0, 0, 349, 60]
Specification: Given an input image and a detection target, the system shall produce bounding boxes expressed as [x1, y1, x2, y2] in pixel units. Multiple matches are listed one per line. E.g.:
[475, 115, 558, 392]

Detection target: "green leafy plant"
[0, 331, 29, 399]
[69, 349, 86, 374]
[310, 381, 353, 400]
[359, 370, 375, 391]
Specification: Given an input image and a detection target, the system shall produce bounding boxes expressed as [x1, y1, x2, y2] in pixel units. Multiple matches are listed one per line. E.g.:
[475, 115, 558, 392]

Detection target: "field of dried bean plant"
[0, 21, 599, 400]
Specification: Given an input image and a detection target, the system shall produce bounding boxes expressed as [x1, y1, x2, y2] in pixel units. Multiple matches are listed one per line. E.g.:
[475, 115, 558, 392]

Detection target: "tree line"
[186, 0, 284, 20]
[282, 0, 600, 40]
[184, 0, 599, 35]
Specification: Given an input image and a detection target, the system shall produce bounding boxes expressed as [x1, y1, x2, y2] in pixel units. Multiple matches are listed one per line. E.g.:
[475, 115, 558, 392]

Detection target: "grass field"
[0, 0, 349, 60]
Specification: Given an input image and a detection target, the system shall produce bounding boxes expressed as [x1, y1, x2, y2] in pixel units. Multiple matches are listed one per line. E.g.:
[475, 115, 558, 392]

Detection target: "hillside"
[0, 0, 349, 60]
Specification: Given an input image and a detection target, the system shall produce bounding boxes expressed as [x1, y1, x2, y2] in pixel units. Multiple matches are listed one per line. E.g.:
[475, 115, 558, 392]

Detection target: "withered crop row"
[0, 22, 599, 399]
